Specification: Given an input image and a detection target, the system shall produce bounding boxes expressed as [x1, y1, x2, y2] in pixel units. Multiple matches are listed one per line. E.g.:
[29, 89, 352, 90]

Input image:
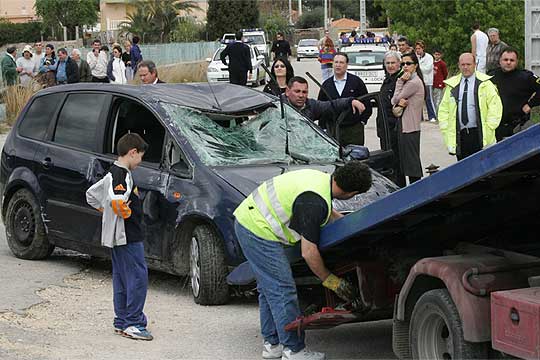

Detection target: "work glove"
[322, 273, 355, 303]
[111, 199, 132, 219]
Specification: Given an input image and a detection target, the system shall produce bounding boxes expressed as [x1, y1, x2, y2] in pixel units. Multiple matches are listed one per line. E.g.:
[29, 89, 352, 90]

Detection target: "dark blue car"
[0, 83, 398, 305]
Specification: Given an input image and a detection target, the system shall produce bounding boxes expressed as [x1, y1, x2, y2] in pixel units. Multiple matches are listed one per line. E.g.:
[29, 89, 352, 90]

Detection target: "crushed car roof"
[37, 82, 275, 113]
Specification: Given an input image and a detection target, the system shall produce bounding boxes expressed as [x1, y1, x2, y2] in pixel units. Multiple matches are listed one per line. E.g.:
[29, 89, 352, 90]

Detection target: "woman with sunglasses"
[263, 57, 294, 96]
[391, 52, 425, 184]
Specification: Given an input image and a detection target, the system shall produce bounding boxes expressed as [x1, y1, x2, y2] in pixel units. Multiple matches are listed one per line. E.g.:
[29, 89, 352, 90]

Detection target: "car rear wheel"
[410, 289, 488, 360]
[190, 224, 229, 305]
[5, 189, 54, 260]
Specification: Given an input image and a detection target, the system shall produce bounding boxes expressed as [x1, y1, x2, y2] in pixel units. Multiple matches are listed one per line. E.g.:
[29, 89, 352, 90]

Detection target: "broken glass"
[162, 102, 340, 167]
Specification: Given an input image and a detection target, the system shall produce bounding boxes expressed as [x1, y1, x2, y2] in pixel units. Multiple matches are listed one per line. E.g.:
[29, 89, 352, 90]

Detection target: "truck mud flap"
[285, 307, 357, 332]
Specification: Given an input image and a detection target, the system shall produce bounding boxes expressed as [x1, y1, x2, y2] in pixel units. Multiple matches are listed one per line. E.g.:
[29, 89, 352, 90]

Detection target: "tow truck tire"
[5, 189, 54, 260]
[189, 224, 229, 305]
[410, 289, 487, 360]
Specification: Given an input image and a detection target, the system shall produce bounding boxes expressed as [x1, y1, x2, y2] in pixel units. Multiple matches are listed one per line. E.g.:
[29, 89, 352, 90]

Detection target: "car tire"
[190, 224, 229, 305]
[5, 188, 54, 260]
[410, 289, 488, 360]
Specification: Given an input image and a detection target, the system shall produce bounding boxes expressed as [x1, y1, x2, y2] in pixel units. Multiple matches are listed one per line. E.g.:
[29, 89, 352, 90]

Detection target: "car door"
[33, 92, 112, 251]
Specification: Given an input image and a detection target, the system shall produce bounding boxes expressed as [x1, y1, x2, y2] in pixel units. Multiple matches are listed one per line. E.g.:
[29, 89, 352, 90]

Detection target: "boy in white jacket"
[86, 133, 153, 341]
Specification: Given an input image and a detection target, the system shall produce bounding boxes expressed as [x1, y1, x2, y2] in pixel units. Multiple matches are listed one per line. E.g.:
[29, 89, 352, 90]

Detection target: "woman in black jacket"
[263, 57, 294, 96]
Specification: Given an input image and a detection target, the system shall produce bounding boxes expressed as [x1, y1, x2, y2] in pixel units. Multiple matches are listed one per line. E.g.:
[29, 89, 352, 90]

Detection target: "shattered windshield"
[162, 102, 340, 166]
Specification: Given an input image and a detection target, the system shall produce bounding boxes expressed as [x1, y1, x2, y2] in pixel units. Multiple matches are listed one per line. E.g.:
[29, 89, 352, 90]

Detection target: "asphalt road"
[0, 63, 454, 359]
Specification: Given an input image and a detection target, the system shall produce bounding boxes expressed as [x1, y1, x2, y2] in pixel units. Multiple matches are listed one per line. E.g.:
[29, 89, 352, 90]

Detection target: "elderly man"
[486, 28, 508, 74]
[71, 49, 92, 82]
[286, 76, 365, 124]
[1, 47, 23, 86]
[138, 60, 165, 84]
[489, 48, 540, 141]
[317, 52, 372, 146]
[438, 53, 502, 160]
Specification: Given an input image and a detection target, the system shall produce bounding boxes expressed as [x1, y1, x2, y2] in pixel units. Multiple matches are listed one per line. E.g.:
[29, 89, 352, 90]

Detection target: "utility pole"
[298, 0, 302, 17]
[359, 0, 366, 34]
[324, 0, 328, 30]
[289, 0, 293, 25]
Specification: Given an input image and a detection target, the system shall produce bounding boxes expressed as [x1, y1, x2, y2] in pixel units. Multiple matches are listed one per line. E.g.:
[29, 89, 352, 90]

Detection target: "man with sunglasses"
[438, 53, 502, 160]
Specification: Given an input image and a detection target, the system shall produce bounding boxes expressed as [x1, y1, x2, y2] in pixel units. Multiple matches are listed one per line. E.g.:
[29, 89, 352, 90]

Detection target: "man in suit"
[220, 31, 252, 86]
[138, 61, 165, 84]
[1, 46, 23, 86]
[318, 52, 372, 146]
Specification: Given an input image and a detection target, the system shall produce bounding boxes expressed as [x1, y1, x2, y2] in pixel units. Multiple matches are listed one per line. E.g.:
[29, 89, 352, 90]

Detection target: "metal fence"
[1, 41, 221, 87]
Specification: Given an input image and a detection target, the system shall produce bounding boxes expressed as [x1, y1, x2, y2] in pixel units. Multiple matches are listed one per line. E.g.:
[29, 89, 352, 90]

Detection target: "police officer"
[489, 48, 540, 141]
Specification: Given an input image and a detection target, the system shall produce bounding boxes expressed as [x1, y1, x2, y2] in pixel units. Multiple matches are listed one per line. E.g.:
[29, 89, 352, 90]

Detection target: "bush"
[262, 11, 291, 40]
[171, 19, 205, 43]
[296, 7, 324, 29]
[0, 20, 47, 47]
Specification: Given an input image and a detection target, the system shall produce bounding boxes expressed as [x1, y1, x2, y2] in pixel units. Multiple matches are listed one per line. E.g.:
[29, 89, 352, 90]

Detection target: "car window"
[244, 34, 265, 45]
[18, 93, 64, 140]
[53, 93, 108, 152]
[163, 103, 339, 166]
[347, 51, 385, 66]
[299, 40, 318, 46]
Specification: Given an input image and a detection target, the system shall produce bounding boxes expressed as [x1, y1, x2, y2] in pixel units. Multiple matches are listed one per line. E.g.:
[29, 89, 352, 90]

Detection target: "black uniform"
[271, 39, 291, 59]
[489, 68, 540, 141]
[220, 41, 252, 86]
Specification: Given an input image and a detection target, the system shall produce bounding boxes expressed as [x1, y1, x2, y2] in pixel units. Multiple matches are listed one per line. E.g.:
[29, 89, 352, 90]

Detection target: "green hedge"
[0, 21, 47, 47]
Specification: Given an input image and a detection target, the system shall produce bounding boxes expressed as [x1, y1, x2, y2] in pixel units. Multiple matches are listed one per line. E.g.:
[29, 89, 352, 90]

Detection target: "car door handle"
[41, 157, 53, 169]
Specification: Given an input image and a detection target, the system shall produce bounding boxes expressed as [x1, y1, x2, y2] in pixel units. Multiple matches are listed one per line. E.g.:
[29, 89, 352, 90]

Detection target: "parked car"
[0, 83, 398, 305]
[206, 45, 266, 87]
[296, 38, 319, 61]
[341, 44, 387, 91]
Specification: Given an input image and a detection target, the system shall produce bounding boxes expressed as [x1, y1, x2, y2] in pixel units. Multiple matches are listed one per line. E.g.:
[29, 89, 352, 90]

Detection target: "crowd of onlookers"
[0, 36, 149, 88]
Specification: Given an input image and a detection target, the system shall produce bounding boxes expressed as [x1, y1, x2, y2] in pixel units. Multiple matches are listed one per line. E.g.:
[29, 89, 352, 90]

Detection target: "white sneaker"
[429, 118, 437, 123]
[263, 341, 283, 359]
[282, 347, 326, 360]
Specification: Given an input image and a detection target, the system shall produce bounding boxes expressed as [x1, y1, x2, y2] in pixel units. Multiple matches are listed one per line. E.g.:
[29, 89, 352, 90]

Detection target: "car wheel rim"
[190, 236, 200, 297]
[417, 310, 454, 360]
[13, 202, 35, 246]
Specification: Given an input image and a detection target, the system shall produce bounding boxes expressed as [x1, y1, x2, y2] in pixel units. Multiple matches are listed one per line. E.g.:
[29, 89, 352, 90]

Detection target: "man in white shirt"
[415, 40, 437, 122]
[86, 39, 109, 82]
[471, 22, 489, 73]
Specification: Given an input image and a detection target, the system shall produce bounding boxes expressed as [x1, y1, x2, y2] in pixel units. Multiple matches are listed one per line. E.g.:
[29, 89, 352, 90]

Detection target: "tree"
[120, 0, 201, 43]
[34, 0, 99, 40]
[296, 7, 325, 29]
[206, 0, 260, 40]
[378, 0, 524, 71]
[263, 11, 291, 40]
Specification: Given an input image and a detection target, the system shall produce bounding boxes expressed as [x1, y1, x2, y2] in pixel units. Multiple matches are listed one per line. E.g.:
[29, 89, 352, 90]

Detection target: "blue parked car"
[0, 83, 398, 305]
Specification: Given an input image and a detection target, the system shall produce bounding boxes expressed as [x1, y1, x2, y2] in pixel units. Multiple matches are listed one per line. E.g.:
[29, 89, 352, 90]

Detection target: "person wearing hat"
[16, 45, 38, 86]
[2, 46, 23, 86]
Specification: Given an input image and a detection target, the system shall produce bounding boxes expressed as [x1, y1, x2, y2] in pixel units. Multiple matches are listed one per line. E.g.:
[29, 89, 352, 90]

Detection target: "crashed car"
[0, 83, 398, 305]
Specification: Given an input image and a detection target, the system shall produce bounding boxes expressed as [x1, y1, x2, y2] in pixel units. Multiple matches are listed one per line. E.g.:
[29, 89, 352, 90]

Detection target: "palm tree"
[121, 0, 201, 43]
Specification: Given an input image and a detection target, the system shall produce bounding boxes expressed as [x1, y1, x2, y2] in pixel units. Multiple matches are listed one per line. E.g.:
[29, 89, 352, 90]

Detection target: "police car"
[206, 45, 266, 86]
[240, 28, 269, 64]
[341, 40, 388, 91]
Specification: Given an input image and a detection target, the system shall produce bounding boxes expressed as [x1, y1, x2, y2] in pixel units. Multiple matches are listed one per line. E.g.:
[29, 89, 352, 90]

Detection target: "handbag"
[392, 104, 404, 118]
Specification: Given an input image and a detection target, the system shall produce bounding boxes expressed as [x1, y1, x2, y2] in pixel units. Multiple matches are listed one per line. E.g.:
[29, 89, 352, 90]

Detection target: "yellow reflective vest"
[438, 71, 502, 154]
[233, 169, 332, 245]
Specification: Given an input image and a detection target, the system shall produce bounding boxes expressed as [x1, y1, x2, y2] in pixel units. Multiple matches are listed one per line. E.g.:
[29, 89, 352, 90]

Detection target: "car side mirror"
[205, 58, 212, 62]
[170, 161, 191, 178]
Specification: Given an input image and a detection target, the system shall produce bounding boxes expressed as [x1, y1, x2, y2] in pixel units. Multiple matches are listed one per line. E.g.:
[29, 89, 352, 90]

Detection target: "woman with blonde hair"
[122, 40, 133, 81]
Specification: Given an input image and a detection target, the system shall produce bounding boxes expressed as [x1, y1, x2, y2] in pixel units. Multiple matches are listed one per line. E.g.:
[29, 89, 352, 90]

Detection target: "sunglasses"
[274, 64, 286, 68]
[401, 61, 416, 66]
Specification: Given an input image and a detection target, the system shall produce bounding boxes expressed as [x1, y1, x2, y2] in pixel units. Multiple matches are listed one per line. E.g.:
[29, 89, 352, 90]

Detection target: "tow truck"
[228, 123, 540, 359]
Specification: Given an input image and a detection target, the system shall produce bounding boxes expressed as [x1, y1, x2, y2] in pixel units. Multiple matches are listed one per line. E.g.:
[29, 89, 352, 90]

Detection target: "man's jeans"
[234, 220, 305, 352]
[425, 85, 437, 120]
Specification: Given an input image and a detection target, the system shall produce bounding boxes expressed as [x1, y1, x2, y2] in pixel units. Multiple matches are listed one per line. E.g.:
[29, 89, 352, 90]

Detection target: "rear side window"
[54, 93, 108, 152]
[19, 93, 64, 140]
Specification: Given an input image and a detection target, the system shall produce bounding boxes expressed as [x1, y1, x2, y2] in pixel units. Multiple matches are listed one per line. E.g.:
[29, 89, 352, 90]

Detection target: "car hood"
[298, 46, 318, 51]
[211, 164, 398, 212]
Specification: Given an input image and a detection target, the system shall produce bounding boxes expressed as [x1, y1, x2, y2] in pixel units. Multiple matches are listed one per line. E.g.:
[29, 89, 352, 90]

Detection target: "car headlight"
[207, 67, 219, 73]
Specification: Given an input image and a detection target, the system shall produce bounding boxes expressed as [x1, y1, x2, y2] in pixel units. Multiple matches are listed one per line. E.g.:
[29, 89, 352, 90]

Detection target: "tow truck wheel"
[189, 224, 229, 305]
[410, 289, 487, 360]
[5, 189, 54, 260]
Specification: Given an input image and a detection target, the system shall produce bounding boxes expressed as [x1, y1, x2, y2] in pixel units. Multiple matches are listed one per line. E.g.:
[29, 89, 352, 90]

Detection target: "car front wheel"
[5, 188, 54, 259]
[190, 224, 229, 305]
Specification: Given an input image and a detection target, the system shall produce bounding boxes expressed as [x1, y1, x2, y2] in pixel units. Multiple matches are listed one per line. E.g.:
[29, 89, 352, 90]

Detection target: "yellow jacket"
[438, 71, 502, 155]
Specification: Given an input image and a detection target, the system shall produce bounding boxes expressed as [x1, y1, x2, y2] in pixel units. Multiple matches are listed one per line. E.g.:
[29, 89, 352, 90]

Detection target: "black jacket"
[271, 39, 291, 58]
[377, 71, 401, 136]
[317, 72, 372, 129]
[65, 57, 80, 84]
[220, 42, 252, 73]
[286, 97, 353, 123]
[489, 68, 540, 125]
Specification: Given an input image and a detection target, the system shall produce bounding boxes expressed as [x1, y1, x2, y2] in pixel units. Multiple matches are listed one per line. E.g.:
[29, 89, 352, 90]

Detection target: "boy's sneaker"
[114, 327, 124, 335]
[122, 325, 153, 341]
[263, 341, 283, 359]
[282, 347, 326, 360]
